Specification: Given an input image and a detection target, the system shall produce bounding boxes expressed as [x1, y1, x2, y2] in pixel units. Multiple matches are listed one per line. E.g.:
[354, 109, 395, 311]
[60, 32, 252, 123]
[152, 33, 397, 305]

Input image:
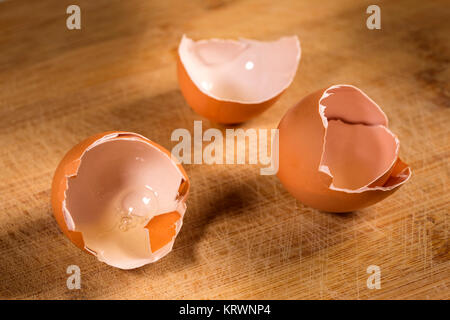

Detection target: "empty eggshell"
[177, 35, 301, 124]
[277, 85, 411, 212]
[51, 131, 189, 269]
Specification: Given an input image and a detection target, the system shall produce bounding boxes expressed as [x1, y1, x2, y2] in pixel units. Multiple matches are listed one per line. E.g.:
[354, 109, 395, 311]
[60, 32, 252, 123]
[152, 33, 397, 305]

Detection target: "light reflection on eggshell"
[177, 35, 301, 124]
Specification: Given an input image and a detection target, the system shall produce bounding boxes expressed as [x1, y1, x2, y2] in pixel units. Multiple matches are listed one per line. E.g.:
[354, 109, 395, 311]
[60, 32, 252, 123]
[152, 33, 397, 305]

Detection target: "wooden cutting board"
[0, 0, 448, 299]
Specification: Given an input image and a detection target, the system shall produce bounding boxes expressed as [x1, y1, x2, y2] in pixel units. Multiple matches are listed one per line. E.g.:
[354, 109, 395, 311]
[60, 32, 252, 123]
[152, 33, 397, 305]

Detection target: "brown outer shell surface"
[51, 131, 190, 254]
[177, 56, 282, 124]
[277, 88, 411, 212]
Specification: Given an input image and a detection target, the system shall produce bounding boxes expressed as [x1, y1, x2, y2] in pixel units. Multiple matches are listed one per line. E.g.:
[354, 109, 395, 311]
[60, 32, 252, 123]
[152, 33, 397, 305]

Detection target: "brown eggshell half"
[277, 85, 411, 212]
[51, 131, 190, 269]
[177, 35, 301, 124]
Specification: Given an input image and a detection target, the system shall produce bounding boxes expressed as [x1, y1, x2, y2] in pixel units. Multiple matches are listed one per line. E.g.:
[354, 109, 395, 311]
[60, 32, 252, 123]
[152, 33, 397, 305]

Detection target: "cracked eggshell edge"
[277, 85, 411, 212]
[51, 131, 190, 259]
[177, 35, 301, 124]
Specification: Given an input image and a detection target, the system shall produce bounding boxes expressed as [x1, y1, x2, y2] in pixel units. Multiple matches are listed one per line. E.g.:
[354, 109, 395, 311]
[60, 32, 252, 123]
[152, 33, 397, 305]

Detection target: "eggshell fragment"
[178, 35, 301, 124]
[51, 132, 189, 269]
[277, 85, 411, 212]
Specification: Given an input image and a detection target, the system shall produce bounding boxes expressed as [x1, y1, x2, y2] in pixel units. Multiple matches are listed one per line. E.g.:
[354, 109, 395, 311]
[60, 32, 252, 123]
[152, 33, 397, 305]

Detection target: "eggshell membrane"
[277, 85, 411, 212]
[51, 132, 190, 269]
[177, 35, 301, 124]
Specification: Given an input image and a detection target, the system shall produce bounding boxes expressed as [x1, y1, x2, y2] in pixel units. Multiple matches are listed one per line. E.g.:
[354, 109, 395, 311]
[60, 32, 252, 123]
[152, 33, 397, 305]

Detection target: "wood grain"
[0, 0, 449, 299]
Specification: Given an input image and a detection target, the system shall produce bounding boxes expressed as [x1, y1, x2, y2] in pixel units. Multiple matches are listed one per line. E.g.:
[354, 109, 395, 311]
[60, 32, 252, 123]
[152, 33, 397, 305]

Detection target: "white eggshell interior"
[65, 137, 185, 269]
[179, 35, 301, 103]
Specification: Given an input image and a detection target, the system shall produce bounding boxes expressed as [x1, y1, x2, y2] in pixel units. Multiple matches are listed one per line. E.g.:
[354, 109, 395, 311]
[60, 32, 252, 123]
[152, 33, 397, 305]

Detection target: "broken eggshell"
[177, 35, 301, 124]
[276, 85, 411, 212]
[51, 131, 189, 269]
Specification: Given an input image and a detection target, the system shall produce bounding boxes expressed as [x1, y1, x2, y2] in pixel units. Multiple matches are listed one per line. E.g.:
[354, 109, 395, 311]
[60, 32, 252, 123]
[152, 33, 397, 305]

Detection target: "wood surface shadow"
[0, 211, 88, 299]
[98, 89, 258, 149]
[0, 173, 257, 298]
[144, 172, 359, 276]
[131, 169, 256, 276]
